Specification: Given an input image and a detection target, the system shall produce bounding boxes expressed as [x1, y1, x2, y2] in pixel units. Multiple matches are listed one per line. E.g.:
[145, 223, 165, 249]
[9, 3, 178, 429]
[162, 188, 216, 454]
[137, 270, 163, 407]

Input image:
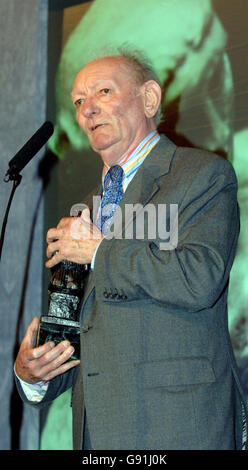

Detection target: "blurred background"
[0, 0, 247, 450]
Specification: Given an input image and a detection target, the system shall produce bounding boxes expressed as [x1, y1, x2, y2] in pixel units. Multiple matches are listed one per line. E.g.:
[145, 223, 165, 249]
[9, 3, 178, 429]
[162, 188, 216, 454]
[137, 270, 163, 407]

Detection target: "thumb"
[80, 206, 91, 222]
[21, 316, 40, 349]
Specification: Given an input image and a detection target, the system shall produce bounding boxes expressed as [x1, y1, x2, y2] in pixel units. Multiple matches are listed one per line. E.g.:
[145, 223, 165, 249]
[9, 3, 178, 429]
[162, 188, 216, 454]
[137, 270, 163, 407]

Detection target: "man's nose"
[80, 96, 100, 118]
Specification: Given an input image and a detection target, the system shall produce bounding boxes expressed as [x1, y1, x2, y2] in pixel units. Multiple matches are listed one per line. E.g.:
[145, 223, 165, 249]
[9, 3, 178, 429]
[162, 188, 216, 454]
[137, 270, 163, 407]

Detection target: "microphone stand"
[1, 121, 54, 262]
[0, 172, 22, 261]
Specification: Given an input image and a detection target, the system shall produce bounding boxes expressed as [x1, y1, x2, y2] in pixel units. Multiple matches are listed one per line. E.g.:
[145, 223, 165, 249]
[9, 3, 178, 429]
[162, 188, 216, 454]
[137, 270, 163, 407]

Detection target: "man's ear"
[140, 80, 162, 119]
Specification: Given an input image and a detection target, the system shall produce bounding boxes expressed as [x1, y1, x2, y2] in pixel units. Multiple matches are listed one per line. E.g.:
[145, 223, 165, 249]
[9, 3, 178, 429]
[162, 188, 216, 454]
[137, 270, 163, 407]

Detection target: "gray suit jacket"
[17, 135, 248, 450]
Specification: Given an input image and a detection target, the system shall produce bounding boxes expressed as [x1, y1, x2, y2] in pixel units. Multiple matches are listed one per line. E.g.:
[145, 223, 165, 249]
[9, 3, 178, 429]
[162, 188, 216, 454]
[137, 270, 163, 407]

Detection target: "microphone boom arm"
[1, 121, 54, 260]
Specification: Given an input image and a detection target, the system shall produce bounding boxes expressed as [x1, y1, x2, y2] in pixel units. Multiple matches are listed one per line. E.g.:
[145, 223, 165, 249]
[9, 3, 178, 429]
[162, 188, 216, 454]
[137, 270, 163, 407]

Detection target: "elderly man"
[15, 51, 247, 450]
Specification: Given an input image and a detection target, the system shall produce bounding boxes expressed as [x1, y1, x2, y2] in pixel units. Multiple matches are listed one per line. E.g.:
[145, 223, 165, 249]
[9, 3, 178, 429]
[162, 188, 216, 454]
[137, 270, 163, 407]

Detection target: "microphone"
[4, 121, 54, 181]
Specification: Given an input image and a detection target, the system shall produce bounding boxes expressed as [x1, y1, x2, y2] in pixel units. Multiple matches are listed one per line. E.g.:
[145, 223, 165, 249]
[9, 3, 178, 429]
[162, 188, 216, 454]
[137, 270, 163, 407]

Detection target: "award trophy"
[36, 260, 89, 360]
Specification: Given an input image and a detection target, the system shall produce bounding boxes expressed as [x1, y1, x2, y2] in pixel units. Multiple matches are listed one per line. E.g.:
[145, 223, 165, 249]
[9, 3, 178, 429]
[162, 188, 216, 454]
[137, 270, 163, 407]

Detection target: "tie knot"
[104, 165, 123, 192]
[108, 165, 123, 182]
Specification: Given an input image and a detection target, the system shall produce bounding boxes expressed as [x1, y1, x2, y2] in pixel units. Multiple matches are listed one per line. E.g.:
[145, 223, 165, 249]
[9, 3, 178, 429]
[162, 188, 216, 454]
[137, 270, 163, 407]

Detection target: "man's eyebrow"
[71, 78, 115, 96]
[71, 90, 85, 98]
[71, 79, 117, 100]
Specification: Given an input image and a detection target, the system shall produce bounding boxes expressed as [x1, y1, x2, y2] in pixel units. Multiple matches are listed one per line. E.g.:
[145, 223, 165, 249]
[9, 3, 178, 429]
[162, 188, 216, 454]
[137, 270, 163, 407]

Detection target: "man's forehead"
[85, 55, 125, 69]
[72, 56, 134, 92]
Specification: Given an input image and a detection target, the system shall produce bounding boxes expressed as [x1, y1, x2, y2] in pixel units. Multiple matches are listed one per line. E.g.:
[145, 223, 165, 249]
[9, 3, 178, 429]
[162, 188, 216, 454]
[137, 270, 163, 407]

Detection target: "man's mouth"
[90, 123, 105, 132]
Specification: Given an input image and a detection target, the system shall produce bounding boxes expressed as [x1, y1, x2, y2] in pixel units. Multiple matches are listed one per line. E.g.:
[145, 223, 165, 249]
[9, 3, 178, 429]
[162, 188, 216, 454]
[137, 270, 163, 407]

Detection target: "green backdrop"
[40, 0, 248, 449]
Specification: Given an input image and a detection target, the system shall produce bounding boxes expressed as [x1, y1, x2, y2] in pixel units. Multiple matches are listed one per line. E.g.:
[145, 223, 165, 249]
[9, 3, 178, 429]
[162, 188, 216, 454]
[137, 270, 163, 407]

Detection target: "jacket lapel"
[112, 134, 177, 236]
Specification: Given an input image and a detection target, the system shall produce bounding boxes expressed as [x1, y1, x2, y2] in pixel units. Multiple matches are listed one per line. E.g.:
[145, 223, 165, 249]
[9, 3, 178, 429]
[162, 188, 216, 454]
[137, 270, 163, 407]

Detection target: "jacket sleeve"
[15, 365, 79, 408]
[93, 156, 239, 313]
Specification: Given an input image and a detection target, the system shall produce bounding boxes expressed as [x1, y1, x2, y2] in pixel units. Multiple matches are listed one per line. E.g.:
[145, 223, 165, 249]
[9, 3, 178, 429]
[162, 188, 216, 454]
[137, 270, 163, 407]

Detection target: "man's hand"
[15, 317, 80, 384]
[45, 209, 103, 269]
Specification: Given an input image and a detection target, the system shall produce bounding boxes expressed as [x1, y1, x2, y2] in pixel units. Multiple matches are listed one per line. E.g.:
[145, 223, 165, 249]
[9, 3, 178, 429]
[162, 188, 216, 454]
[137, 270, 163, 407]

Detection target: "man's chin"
[90, 136, 120, 154]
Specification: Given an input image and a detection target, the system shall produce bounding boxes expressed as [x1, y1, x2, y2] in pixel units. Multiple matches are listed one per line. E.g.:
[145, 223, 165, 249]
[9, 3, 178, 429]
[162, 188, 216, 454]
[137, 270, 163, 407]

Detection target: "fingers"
[39, 345, 80, 381]
[46, 216, 91, 245]
[43, 360, 80, 382]
[45, 255, 60, 269]
[31, 340, 55, 359]
[46, 223, 72, 244]
[16, 336, 80, 383]
[46, 227, 62, 244]
[35, 340, 72, 362]
[23, 340, 55, 363]
[33, 340, 80, 382]
[45, 220, 77, 267]
[15, 328, 55, 381]
[45, 215, 103, 267]
[46, 240, 60, 259]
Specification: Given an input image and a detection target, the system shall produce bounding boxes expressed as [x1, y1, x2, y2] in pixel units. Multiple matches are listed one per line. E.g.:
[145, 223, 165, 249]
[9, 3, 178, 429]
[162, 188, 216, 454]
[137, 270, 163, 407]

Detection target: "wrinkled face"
[71, 57, 155, 166]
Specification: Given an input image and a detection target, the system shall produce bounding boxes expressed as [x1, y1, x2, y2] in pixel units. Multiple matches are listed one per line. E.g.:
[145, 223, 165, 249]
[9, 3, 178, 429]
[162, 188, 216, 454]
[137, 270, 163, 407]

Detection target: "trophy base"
[36, 317, 80, 361]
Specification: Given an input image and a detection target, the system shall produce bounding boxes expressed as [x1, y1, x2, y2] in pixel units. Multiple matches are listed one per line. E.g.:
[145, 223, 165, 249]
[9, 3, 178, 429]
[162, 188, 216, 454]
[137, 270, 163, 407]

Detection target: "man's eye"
[100, 88, 110, 95]
[74, 98, 84, 107]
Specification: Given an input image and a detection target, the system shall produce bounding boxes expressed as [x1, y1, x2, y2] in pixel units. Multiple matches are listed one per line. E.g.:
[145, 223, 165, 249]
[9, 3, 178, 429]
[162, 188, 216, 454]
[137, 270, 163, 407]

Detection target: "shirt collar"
[102, 130, 160, 188]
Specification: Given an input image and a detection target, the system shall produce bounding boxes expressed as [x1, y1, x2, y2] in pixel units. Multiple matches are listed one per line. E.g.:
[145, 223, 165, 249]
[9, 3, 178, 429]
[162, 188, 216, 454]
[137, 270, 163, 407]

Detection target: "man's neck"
[101, 127, 157, 171]
[102, 129, 159, 181]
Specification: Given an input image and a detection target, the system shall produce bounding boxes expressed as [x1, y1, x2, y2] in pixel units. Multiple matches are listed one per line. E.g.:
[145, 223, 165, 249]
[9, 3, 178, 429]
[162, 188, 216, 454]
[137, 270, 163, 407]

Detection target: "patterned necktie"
[98, 164, 124, 234]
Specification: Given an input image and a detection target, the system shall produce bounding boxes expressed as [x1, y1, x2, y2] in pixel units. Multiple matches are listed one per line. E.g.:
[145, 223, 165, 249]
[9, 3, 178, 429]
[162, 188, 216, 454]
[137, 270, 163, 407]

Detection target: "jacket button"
[82, 325, 93, 333]
[103, 289, 109, 298]
[110, 288, 118, 299]
[118, 289, 127, 300]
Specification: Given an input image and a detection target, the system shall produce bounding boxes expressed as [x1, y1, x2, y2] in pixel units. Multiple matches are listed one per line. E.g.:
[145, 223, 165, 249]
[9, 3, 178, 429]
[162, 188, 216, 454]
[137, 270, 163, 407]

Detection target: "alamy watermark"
[70, 196, 178, 251]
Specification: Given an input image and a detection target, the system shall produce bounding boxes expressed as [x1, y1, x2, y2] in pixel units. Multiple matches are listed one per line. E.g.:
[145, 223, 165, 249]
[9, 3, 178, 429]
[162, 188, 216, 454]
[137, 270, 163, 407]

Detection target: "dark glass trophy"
[36, 260, 89, 360]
